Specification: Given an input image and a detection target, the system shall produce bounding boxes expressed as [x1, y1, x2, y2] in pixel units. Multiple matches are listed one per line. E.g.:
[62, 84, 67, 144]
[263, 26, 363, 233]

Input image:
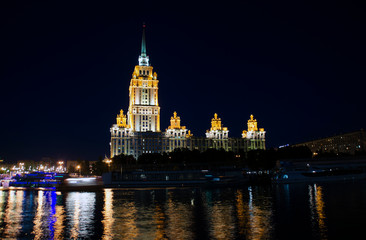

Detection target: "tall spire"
[138, 23, 149, 66]
[141, 23, 146, 57]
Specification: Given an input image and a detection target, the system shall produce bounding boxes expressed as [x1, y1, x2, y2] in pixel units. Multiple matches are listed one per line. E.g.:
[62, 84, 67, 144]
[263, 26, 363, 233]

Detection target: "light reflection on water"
[4, 191, 24, 238]
[65, 192, 96, 239]
[0, 182, 365, 239]
[102, 189, 114, 240]
[309, 184, 328, 240]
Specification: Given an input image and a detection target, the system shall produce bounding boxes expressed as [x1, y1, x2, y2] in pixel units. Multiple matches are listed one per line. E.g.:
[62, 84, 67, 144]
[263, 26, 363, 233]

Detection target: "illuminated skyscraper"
[110, 25, 266, 159]
[127, 24, 160, 132]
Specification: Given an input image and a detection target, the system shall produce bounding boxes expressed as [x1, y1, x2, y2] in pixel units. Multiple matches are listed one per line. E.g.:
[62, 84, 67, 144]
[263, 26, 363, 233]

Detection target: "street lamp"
[58, 161, 64, 173]
[106, 159, 112, 172]
[77, 165, 81, 176]
[103, 156, 112, 172]
[19, 162, 24, 173]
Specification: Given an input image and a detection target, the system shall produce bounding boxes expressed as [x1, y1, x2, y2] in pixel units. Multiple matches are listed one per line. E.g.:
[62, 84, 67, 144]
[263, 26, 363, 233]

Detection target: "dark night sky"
[1, 1, 366, 162]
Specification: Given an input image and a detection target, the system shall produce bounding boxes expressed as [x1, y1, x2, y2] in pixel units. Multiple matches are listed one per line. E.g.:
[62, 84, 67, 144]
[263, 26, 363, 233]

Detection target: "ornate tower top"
[206, 113, 229, 139]
[247, 114, 258, 131]
[242, 114, 265, 140]
[186, 130, 193, 138]
[210, 113, 228, 131]
[138, 23, 149, 66]
[116, 109, 129, 128]
[168, 111, 186, 130]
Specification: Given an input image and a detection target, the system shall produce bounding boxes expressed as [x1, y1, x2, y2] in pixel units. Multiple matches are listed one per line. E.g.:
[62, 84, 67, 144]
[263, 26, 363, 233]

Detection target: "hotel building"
[110, 25, 266, 159]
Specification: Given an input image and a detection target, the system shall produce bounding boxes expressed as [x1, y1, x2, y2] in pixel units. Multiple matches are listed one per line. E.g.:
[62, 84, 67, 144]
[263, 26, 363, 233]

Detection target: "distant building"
[293, 129, 365, 156]
[110, 25, 266, 159]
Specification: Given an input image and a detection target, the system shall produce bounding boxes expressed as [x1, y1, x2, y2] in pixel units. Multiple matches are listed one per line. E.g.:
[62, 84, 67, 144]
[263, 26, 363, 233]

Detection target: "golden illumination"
[165, 193, 193, 239]
[32, 191, 45, 239]
[209, 113, 227, 131]
[54, 204, 65, 239]
[235, 190, 248, 236]
[247, 114, 258, 131]
[102, 189, 114, 240]
[313, 184, 328, 239]
[116, 109, 130, 128]
[154, 204, 167, 239]
[168, 111, 186, 130]
[210, 201, 236, 239]
[128, 64, 160, 132]
[186, 130, 193, 138]
[113, 202, 138, 239]
[4, 191, 24, 238]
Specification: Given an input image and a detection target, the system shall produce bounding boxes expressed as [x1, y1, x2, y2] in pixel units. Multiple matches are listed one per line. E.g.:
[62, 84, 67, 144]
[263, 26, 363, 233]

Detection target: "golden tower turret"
[165, 111, 191, 151]
[242, 114, 266, 150]
[110, 108, 133, 157]
[116, 109, 129, 128]
[206, 113, 228, 139]
[168, 111, 186, 130]
[247, 114, 258, 131]
[186, 130, 193, 138]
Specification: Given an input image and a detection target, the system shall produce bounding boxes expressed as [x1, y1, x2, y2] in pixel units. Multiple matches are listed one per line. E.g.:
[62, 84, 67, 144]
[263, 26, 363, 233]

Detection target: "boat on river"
[273, 167, 366, 183]
[2, 172, 103, 191]
[102, 169, 248, 188]
[56, 176, 104, 191]
[8, 172, 62, 188]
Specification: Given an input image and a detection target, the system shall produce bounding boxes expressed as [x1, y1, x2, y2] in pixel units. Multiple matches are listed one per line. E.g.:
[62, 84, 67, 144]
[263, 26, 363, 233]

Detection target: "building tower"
[110, 24, 267, 160]
[206, 113, 229, 150]
[165, 112, 192, 151]
[110, 109, 133, 157]
[242, 114, 266, 150]
[127, 23, 160, 132]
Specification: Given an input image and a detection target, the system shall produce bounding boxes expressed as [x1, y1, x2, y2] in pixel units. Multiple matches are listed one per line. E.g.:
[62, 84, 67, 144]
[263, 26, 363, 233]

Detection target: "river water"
[0, 180, 365, 239]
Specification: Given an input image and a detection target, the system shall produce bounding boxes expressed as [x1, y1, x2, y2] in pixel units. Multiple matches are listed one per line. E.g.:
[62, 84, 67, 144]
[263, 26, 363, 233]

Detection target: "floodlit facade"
[165, 112, 192, 152]
[205, 113, 229, 150]
[242, 114, 266, 150]
[110, 25, 266, 159]
[293, 129, 365, 156]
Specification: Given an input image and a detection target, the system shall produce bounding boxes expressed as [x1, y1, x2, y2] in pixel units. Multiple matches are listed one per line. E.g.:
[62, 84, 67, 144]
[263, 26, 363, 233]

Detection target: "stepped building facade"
[110, 25, 266, 159]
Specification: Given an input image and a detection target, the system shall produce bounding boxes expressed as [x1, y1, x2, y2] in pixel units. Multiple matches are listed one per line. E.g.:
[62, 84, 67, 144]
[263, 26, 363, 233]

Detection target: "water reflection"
[4, 190, 23, 238]
[165, 193, 193, 240]
[154, 204, 168, 239]
[112, 192, 138, 239]
[309, 184, 328, 239]
[33, 191, 47, 239]
[0, 183, 348, 239]
[54, 194, 65, 240]
[238, 187, 273, 240]
[0, 191, 8, 235]
[102, 189, 114, 240]
[65, 192, 96, 239]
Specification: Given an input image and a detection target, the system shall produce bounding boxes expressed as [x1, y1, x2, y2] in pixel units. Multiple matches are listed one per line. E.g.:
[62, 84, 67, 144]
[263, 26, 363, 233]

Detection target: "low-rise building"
[293, 129, 365, 156]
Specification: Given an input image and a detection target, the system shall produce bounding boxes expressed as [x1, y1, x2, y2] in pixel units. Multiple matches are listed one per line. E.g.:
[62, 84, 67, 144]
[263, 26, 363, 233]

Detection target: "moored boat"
[56, 176, 104, 191]
[102, 169, 248, 188]
[8, 172, 63, 188]
[273, 168, 366, 183]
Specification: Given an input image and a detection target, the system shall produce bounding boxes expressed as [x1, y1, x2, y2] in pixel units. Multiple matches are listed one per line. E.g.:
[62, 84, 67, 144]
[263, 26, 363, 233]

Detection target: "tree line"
[89, 146, 313, 175]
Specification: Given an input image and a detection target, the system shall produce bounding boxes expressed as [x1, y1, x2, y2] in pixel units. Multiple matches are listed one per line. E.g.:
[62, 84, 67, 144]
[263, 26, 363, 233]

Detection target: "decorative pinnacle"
[141, 23, 146, 57]
[138, 22, 149, 66]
